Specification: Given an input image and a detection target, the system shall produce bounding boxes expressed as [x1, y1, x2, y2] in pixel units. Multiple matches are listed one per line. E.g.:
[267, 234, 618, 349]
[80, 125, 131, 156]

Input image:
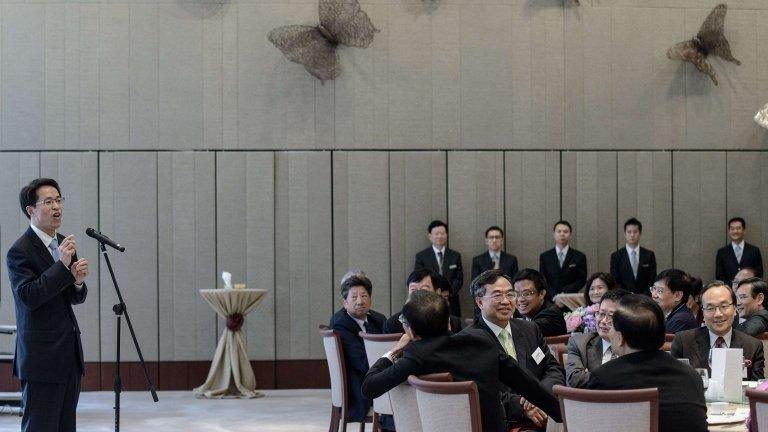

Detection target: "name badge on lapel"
[532, 347, 545, 365]
[449, 264, 457, 269]
[568, 264, 576, 268]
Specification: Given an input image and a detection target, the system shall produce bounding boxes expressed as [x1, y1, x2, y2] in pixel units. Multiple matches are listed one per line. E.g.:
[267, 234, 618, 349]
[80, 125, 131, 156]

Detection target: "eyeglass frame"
[481, 292, 517, 303]
[595, 311, 615, 322]
[649, 284, 669, 295]
[35, 196, 65, 207]
[701, 303, 735, 314]
[398, 314, 409, 327]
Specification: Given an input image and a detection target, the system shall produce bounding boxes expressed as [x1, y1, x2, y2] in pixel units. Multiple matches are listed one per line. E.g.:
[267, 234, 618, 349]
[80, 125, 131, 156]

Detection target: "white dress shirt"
[30, 223, 83, 290]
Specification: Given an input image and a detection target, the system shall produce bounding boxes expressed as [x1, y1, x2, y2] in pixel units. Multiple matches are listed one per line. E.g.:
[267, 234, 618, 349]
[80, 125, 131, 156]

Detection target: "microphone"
[86, 228, 126, 252]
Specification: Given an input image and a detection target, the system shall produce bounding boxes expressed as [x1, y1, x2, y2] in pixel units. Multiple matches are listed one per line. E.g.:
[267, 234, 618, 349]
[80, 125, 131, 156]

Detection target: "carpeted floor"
[0, 390, 341, 432]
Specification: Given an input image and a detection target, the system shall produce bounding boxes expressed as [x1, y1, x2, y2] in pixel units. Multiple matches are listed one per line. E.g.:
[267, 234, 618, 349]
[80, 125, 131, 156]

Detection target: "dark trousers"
[21, 368, 81, 432]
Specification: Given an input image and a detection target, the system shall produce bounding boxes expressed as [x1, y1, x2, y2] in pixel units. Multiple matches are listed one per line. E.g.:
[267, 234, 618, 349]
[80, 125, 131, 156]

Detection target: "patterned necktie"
[631, 249, 639, 278]
[714, 336, 726, 348]
[558, 251, 565, 268]
[437, 251, 444, 275]
[603, 346, 618, 364]
[498, 329, 517, 360]
[49, 238, 60, 262]
[735, 245, 743, 263]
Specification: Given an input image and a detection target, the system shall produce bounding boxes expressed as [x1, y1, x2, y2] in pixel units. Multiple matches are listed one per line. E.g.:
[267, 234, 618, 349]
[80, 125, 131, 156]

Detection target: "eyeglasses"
[36, 197, 65, 207]
[649, 285, 667, 295]
[702, 303, 734, 314]
[487, 235, 503, 240]
[513, 290, 537, 300]
[595, 312, 614, 322]
[398, 314, 409, 327]
[483, 292, 516, 303]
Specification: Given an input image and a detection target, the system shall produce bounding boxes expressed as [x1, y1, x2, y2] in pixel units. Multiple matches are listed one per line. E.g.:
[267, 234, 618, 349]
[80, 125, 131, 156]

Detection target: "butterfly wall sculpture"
[666, 3, 740, 86]
[267, 0, 378, 83]
[756, 104, 768, 130]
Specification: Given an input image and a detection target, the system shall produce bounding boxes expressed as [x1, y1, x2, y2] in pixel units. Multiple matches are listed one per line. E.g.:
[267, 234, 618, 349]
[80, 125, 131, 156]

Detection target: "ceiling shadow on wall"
[524, 0, 580, 18]
[401, 0, 443, 17]
[174, 0, 229, 20]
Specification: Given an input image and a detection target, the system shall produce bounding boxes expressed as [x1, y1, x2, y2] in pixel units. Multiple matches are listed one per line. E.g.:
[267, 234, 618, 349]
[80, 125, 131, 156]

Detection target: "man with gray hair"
[736, 277, 768, 336]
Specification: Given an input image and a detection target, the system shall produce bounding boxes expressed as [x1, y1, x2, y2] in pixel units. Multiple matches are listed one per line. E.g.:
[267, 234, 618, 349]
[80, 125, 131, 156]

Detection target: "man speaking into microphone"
[7, 178, 89, 432]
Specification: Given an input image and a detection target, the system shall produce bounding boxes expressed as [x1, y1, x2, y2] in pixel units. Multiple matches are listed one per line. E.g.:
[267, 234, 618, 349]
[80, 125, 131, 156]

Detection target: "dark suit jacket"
[329, 308, 387, 422]
[586, 350, 708, 432]
[361, 328, 562, 432]
[383, 311, 463, 335]
[609, 246, 656, 295]
[565, 332, 604, 388]
[466, 318, 564, 425]
[670, 326, 765, 380]
[7, 227, 87, 383]
[716, 242, 764, 286]
[539, 247, 587, 298]
[737, 309, 768, 337]
[414, 246, 463, 296]
[515, 300, 567, 337]
[665, 302, 699, 334]
[471, 251, 519, 281]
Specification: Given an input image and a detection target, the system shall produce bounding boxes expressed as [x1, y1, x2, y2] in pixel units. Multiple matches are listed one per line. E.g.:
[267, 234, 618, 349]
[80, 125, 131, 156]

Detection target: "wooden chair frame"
[553, 384, 659, 432]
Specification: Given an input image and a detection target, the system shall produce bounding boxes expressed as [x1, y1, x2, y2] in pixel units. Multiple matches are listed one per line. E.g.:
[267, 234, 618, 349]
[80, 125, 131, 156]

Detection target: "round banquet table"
[193, 288, 268, 399]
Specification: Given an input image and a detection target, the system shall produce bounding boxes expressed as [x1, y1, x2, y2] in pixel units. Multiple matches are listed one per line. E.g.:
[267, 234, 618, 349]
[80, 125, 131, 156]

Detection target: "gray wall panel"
[617, 152, 673, 271]
[562, 152, 617, 274]
[130, 4, 160, 150]
[673, 152, 726, 281]
[447, 152, 504, 316]
[45, 4, 66, 151]
[99, 152, 158, 361]
[505, 151, 561, 270]
[40, 153, 99, 361]
[0, 154, 39, 355]
[726, 153, 765, 261]
[333, 152, 390, 314]
[2, 5, 44, 150]
[216, 152, 275, 360]
[79, 5, 100, 150]
[159, 5, 203, 150]
[389, 151, 447, 312]
[157, 152, 217, 361]
[100, 5, 130, 150]
[275, 152, 332, 360]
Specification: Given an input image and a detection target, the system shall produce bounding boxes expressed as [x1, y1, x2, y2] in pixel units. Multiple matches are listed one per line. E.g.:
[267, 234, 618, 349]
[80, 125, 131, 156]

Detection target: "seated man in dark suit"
[512, 269, 567, 336]
[609, 218, 657, 295]
[586, 294, 708, 432]
[565, 288, 631, 387]
[539, 220, 587, 299]
[467, 270, 564, 431]
[671, 281, 765, 380]
[328, 271, 387, 424]
[716, 217, 764, 286]
[471, 226, 519, 280]
[651, 269, 698, 333]
[362, 291, 562, 432]
[383, 269, 463, 334]
[736, 277, 768, 336]
[732, 267, 758, 290]
[414, 220, 464, 315]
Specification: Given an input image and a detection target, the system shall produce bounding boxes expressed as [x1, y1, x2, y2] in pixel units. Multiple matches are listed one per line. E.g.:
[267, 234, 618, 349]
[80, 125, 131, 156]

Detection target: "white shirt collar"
[626, 244, 639, 255]
[347, 311, 367, 332]
[432, 245, 446, 255]
[732, 241, 745, 250]
[709, 329, 732, 348]
[555, 245, 569, 256]
[30, 223, 57, 252]
[482, 315, 511, 341]
[601, 338, 612, 354]
[489, 250, 501, 259]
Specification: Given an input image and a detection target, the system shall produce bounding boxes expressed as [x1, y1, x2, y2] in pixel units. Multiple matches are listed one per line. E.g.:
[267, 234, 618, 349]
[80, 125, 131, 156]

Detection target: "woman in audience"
[565, 273, 619, 333]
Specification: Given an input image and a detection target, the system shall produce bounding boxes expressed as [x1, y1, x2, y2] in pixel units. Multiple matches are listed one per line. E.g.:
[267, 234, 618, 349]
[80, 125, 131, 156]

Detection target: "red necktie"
[714, 336, 726, 348]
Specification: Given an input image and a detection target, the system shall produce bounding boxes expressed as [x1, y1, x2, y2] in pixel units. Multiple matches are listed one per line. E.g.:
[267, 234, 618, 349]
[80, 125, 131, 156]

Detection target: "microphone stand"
[98, 242, 159, 432]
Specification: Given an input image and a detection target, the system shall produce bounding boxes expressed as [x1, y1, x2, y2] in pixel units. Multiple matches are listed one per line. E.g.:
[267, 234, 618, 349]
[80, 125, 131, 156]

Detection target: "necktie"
[437, 251, 444, 275]
[492, 253, 500, 270]
[714, 336, 726, 348]
[558, 251, 565, 268]
[49, 238, 60, 262]
[498, 329, 517, 360]
[735, 245, 743, 263]
[362, 321, 370, 334]
[603, 346, 617, 364]
[631, 249, 639, 278]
